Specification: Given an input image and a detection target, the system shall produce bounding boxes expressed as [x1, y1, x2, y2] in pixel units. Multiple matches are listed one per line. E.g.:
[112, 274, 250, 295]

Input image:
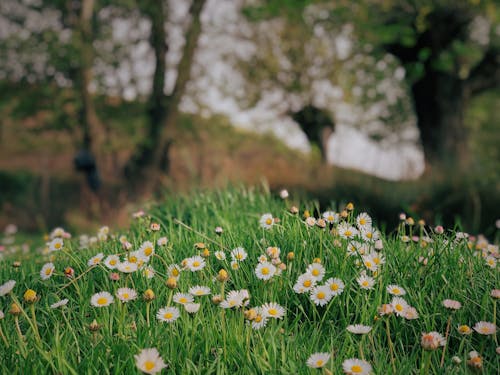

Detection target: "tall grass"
[0, 187, 498, 374]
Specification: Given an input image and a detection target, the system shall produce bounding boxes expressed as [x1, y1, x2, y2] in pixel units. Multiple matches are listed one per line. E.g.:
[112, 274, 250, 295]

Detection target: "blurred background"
[0, 0, 499, 235]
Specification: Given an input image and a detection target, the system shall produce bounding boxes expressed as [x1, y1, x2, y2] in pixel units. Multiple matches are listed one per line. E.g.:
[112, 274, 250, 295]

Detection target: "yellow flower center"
[304, 280, 312, 287]
[359, 218, 366, 225]
[317, 292, 326, 299]
[365, 261, 372, 268]
[373, 257, 380, 264]
[196, 291, 203, 295]
[351, 365, 363, 373]
[312, 269, 320, 277]
[110, 259, 117, 265]
[255, 315, 262, 323]
[93, 258, 100, 264]
[45, 268, 52, 275]
[164, 312, 173, 319]
[261, 267, 269, 275]
[395, 304, 403, 312]
[129, 256, 137, 263]
[328, 215, 334, 221]
[172, 269, 180, 277]
[366, 232, 373, 238]
[144, 361, 155, 371]
[192, 261, 200, 267]
[393, 288, 400, 294]
[316, 360, 323, 367]
[55, 243, 61, 249]
[362, 281, 369, 287]
[345, 230, 352, 237]
[236, 254, 243, 259]
[179, 297, 187, 304]
[144, 247, 153, 256]
[265, 218, 272, 225]
[331, 284, 339, 291]
[123, 293, 129, 299]
[268, 308, 278, 316]
[97, 297, 108, 305]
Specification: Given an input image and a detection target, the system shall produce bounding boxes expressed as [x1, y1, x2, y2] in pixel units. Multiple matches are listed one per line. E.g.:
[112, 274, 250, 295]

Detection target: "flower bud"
[143, 289, 155, 302]
[216, 269, 229, 282]
[166, 277, 177, 290]
[23, 289, 37, 303]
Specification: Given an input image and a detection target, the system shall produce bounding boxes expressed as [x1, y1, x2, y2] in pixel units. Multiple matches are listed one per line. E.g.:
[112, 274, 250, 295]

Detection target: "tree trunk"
[78, 0, 101, 152]
[125, 0, 206, 181]
[412, 71, 470, 172]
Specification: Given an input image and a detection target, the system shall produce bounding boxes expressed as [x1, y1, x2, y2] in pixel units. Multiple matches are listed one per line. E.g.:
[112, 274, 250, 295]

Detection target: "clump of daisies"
[244, 302, 285, 330]
[293, 261, 344, 306]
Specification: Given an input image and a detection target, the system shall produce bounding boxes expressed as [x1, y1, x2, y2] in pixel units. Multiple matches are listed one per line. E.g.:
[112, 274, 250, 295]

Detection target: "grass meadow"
[0, 187, 498, 374]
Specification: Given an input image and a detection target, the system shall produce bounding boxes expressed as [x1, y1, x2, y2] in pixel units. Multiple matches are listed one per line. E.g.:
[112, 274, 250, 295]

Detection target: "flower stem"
[420, 350, 431, 375]
[385, 318, 396, 373]
[440, 316, 452, 367]
[0, 324, 9, 347]
[30, 303, 42, 342]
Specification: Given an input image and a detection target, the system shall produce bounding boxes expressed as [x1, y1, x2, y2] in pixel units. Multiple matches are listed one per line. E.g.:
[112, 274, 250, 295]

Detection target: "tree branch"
[467, 48, 500, 96]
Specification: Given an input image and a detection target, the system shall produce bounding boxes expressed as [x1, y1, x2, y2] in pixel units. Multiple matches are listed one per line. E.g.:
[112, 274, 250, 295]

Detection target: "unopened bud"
[143, 289, 155, 302]
[89, 319, 101, 332]
[216, 269, 229, 282]
[23, 289, 37, 303]
[166, 277, 177, 289]
[9, 302, 21, 316]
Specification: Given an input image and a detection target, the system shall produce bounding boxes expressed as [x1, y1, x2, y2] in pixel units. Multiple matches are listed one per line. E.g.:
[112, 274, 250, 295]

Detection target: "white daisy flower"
[324, 277, 345, 296]
[139, 241, 155, 258]
[167, 264, 182, 279]
[50, 227, 65, 239]
[185, 256, 206, 271]
[116, 288, 137, 303]
[230, 260, 239, 270]
[104, 255, 120, 269]
[231, 247, 247, 262]
[258, 254, 268, 263]
[259, 213, 275, 229]
[305, 217, 317, 227]
[184, 303, 201, 314]
[356, 212, 372, 229]
[157, 237, 168, 246]
[342, 358, 373, 374]
[266, 246, 281, 259]
[117, 261, 138, 273]
[90, 291, 114, 307]
[391, 297, 409, 317]
[387, 285, 406, 296]
[255, 262, 277, 281]
[261, 302, 285, 319]
[87, 252, 104, 267]
[310, 285, 333, 306]
[134, 348, 167, 375]
[214, 251, 226, 260]
[337, 222, 359, 239]
[362, 254, 378, 272]
[361, 227, 380, 242]
[189, 285, 211, 296]
[306, 352, 331, 368]
[357, 273, 375, 290]
[50, 299, 69, 309]
[323, 211, 339, 224]
[49, 238, 64, 252]
[485, 256, 496, 268]
[293, 273, 317, 294]
[0, 280, 16, 296]
[156, 306, 180, 323]
[473, 321, 497, 335]
[306, 263, 326, 281]
[40, 262, 55, 280]
[143, 266, 155, 279]
[251, 308, 268, 330]
[347, 241, 361, 256]
[346, 324, 372, 334]
[173, 293, 194, 305]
